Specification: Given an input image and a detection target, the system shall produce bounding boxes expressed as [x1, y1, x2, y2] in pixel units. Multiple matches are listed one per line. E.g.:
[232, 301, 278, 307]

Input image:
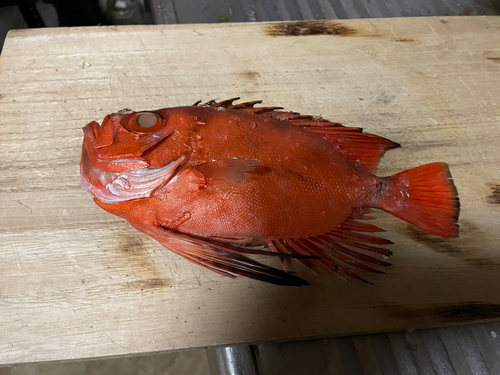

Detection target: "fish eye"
[137, 113, 158, 128]
[129, 112, 164, 133]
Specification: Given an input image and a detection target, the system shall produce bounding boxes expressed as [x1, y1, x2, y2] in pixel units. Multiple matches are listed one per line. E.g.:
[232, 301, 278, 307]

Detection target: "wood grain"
[0, 16, 499, 365]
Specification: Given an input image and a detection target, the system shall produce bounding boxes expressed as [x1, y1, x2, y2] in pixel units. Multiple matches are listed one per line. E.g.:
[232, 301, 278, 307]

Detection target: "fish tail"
[380, 162, 460, 238]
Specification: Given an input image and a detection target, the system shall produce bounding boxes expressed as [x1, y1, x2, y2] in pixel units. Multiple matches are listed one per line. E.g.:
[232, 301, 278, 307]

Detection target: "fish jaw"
[82, 119, 150, 173]
[81, 144, 185, 203]
[81, 114, 186, 203]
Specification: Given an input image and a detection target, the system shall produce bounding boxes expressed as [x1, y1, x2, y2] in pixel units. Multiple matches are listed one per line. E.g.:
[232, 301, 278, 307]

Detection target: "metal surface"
[255, 321, 500, 374]
[207, 346, 259, 375]
[151, 0, 499, 24]
[206, 321, 500, 375]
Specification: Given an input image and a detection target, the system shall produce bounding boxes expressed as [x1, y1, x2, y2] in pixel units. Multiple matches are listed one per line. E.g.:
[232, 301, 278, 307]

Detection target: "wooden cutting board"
[0, 16, 499, 365]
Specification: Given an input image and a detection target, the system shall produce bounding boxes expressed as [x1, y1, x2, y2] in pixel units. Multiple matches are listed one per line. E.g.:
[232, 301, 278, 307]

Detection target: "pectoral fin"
[143, 225, 310, 286]
[194, 158, 260, 183]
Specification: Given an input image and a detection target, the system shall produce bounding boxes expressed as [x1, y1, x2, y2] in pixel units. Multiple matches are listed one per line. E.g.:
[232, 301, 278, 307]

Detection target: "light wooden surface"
[1, 16, 499, 366]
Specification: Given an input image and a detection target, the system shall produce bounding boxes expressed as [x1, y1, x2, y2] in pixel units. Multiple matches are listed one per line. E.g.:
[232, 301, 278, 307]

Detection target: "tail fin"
[380, 162, 460, 238]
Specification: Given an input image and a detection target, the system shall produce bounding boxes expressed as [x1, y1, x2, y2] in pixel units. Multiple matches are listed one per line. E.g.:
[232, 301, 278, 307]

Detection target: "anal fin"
[268, 209, 392, 284]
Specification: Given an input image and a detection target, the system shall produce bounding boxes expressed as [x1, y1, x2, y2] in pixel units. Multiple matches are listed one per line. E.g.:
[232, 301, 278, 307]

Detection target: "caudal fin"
[381, 162, 460, 238]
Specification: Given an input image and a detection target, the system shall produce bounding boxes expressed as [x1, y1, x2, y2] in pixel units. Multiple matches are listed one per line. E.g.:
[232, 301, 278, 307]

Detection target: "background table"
[0, 16, 499, 367]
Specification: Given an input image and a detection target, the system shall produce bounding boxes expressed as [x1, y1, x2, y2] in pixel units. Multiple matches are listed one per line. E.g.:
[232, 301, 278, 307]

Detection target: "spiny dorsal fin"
[194, 99, 399, 173]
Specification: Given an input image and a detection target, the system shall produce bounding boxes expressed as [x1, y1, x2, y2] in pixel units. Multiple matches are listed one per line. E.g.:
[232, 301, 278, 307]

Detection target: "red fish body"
[81, 99, 459, 286]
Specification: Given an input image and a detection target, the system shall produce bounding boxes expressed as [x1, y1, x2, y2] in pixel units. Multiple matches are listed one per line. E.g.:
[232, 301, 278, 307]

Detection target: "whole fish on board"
[80, 98, 460, 286]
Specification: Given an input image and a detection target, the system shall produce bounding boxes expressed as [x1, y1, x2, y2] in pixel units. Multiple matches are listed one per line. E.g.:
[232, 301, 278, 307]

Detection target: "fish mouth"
[82, 114, 174, 172]
[82, 119, 151, 172]
[81, 112, 183, 203]
[81, 147, 185, 203]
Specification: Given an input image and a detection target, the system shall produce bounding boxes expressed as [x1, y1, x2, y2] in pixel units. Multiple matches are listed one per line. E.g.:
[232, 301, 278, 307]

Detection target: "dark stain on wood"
[238, 70, 261, 80]
[266, 23, 415, 42]
[127, 278, 170, 290]
[487, 57, 500, 63]
[394, 38, 417, 43]
[266, 21, 356, 37]
[115, 234, 172, 289]
[440, 19, 450, 24]
[437, 303, 500, 319]
[487, 184, 500, 204]
[404, 141, 457, 151]
[397, 220, 496, 267]
[118, 235, 148, 257]
[390, 302, 500, 321]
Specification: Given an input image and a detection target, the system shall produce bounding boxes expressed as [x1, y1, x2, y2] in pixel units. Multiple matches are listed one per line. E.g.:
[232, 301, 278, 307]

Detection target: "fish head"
[81, 108, 184, 203]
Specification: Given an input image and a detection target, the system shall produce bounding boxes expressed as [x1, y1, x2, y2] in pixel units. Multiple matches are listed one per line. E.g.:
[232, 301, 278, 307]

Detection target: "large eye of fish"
[129, 112, 164, 133]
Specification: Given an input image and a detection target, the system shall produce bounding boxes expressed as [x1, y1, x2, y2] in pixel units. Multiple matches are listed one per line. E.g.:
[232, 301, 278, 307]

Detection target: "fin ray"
[267, 210, 392, 284]
[196, 98, 398, 172]
[143, 226, 310, 286]
[381, 162, 460, 238]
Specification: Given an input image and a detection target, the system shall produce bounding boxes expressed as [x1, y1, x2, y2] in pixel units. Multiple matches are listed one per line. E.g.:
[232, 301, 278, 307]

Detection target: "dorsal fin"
[195, 97, 284, 113]
[194, 99, 399, 173]
[310, 127, 400, 173]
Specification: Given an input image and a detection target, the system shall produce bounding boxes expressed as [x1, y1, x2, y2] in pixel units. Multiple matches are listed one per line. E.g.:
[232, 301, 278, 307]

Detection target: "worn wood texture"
[0, 16, 499, 365]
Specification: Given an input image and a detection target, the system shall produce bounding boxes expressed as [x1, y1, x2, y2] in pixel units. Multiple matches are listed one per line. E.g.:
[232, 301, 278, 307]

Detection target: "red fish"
[81, 98, 459, 286]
